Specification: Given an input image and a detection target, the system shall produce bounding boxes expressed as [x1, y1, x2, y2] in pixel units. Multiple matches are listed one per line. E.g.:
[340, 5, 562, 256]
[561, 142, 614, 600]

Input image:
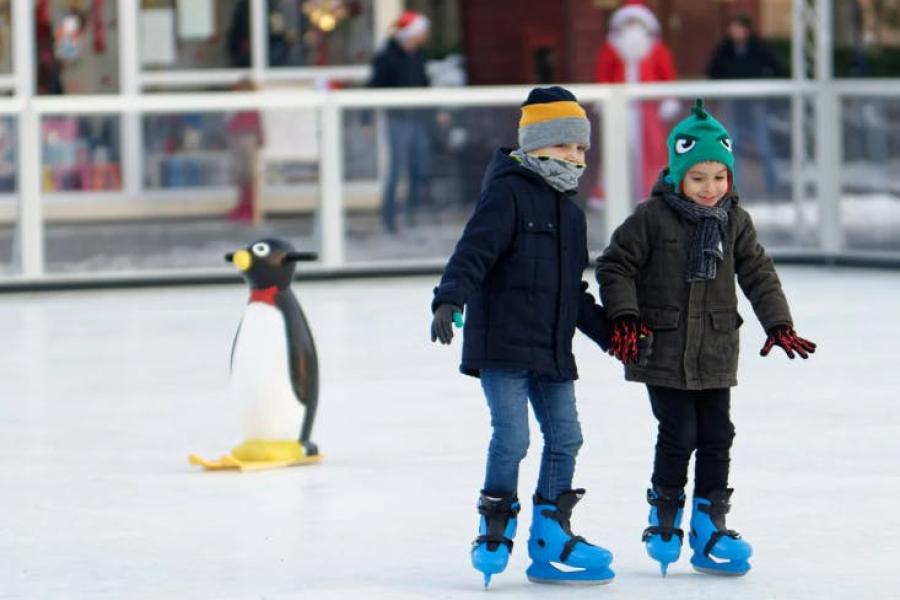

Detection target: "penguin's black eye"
[674, 136, 697, 155]
[251, 243, 271, 257]
[719, 136, 733, 152]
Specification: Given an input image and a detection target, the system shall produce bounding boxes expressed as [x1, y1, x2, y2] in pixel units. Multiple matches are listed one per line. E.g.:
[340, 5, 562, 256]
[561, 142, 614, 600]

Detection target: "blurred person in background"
[594, 0, 679, 205]
[845, 0, 889, 165]
[707, 14, 785, 196]
[368, 10, 432, 234]
[227, 79, 264, 222]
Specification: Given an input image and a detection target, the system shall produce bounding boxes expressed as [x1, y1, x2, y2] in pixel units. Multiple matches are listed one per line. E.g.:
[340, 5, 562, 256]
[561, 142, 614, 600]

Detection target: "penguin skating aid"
[188, 238, 322, 471]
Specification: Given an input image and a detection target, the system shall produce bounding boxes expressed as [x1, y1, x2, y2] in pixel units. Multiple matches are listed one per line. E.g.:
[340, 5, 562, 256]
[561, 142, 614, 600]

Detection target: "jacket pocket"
[641, 305, 681, 330]
[519, 218, 558, 258]
[704, 309, 741, 374]
[638, 305, 682, 372]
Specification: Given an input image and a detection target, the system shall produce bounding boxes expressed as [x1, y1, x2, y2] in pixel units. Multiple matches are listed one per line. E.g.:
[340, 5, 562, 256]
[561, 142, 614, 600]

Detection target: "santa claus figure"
[594, 1, 679, 200]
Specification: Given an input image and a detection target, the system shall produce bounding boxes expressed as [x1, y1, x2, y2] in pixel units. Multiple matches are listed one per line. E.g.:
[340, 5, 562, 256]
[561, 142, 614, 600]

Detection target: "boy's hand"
[609, 317, 652, 365]
[431, 304, 462, 345]
[760, 326, 817, 359]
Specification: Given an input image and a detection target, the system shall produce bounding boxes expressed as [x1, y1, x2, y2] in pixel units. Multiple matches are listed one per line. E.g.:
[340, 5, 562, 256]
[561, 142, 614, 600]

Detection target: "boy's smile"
[681, 161, 729, 207]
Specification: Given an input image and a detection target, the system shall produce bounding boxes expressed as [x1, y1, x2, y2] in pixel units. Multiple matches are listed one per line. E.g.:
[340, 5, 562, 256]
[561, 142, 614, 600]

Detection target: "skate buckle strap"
[477, 494, 520, 552]
[560, 535, 587, 563]
[474, 534, 514, 552]
[642, 525, 684, 543]
[703, 528, 742, 557]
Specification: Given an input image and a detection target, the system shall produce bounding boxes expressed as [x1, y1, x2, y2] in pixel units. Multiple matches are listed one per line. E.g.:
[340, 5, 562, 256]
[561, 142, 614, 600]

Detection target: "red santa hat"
[609, 0, 661, 34]
[394, 10, 430, 42]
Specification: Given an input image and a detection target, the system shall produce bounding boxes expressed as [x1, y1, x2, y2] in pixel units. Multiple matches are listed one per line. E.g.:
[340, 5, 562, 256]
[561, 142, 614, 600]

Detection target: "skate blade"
[691, 562, 750, 577]
[526, 563, 614, 586]
[692, 565, 748, 577]
[526, 575, 613, 586]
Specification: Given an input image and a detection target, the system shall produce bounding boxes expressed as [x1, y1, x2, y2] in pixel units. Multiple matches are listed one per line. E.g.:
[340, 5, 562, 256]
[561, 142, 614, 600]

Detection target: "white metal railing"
[2, 78, 899, 284]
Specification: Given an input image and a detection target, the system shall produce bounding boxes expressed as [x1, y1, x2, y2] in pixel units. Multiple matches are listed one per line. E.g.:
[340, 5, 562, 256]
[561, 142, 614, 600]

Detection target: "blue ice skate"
[689, 488, 752, 576]
[471, 492, 520, 588]
[526, 489, 614, 585]
[642, 487, 685, 575]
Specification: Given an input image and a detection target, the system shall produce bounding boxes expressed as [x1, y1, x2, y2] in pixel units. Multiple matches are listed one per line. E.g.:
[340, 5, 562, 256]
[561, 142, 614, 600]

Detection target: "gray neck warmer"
[510, 149, 585, 193]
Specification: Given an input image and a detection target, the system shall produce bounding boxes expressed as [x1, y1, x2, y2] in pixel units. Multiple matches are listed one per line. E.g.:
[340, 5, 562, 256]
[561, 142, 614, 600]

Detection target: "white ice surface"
[1, 267, 899, 599]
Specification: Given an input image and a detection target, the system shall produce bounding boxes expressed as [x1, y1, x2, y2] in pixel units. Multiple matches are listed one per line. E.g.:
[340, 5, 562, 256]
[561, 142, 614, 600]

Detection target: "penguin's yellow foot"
[189, 440, 322, 471]
[231, 439, 306, 462]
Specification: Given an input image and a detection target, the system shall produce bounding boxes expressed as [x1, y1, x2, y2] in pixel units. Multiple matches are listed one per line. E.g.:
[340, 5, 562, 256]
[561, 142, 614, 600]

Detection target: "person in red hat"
[593, 0, 679, 203]
[368, 11, 432, 234]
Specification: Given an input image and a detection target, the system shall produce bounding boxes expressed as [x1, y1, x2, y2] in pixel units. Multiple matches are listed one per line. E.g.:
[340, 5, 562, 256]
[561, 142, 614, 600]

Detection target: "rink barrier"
[3, 79, 900, 287]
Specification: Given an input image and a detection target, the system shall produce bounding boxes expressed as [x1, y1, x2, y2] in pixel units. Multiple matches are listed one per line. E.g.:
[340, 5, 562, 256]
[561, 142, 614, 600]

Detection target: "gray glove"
[431, 304, 462, 345]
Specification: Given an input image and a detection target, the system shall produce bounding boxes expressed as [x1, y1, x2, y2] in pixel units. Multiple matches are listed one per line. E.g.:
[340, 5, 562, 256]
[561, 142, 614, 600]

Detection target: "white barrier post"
[118, 0, 141, 198]
[815, 0, 843, 254]
[602, 88, 630, 244]
[19, 100, 43, 278]
[319, 97, 346, 268]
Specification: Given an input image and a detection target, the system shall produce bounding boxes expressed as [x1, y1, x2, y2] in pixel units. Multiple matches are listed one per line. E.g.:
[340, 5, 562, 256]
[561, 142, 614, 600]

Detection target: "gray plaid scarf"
[510, 149, 585, 192]
[662, 192, 733, 282]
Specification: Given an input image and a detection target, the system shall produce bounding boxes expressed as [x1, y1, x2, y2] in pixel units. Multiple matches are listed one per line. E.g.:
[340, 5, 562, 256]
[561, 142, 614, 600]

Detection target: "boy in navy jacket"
[431, 87, 624, 587]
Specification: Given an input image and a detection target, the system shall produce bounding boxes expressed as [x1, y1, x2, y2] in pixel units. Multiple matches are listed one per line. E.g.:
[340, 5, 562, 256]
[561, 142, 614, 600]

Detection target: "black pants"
[647, 385, 735, 497]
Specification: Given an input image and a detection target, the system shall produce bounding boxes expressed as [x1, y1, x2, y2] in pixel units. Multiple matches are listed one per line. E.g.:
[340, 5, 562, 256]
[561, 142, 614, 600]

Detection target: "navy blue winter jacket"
[432, 149, 611, 380]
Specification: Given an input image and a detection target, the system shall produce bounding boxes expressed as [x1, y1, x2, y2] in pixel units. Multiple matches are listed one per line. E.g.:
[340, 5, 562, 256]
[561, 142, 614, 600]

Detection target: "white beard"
[611, 24, 653, 64]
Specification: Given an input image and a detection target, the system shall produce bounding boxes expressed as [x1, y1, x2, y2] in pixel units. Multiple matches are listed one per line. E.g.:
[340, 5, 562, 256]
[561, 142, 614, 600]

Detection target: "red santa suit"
[594, 1, 678, 199]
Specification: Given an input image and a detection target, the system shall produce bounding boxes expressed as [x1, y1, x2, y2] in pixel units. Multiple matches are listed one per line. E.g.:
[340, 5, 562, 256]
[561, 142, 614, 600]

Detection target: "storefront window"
[0, 116, 15, 192]
[139, 0, 250, 70]
[36, 0, 119, 95]
[834, 0, 900, 77]
[0, 1, 12, 75]
[143, 113, 230, 188]
[266, 0, 374, 67]
[42, 115, 121, 192]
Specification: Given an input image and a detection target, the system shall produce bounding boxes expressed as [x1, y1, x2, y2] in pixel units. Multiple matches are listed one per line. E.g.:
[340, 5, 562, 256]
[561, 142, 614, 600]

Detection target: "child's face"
[682, 162, 729, 206]
[530, 143, 587, 166]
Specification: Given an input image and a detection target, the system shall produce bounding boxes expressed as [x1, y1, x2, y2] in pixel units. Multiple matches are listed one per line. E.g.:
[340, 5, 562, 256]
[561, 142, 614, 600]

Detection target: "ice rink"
[2, 266, 898, 599]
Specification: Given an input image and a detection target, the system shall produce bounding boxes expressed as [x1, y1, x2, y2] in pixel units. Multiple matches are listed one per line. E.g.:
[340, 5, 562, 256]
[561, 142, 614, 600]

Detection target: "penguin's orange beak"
[230, 250, 252, 272]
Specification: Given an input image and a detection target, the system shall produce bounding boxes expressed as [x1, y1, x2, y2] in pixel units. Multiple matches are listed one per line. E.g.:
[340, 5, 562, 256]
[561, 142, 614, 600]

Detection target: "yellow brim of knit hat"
[519, 101, 587, 127]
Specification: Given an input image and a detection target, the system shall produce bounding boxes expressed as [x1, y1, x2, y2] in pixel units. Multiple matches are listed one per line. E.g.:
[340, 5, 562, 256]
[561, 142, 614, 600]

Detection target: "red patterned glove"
[609, 317, 652, 365]
[760, 326, 817, 359]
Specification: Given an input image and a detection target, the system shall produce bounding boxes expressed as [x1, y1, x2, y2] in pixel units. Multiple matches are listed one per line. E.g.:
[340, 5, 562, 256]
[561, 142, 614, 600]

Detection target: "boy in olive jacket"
[596, 99, 816, 577]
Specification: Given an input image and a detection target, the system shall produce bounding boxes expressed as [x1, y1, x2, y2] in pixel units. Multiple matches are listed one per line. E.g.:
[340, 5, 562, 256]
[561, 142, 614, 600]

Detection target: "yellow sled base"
[189, 439, 322, 472]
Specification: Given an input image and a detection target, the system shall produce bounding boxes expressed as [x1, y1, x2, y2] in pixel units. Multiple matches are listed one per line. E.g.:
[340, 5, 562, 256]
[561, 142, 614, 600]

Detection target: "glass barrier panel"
[343, 103, 608, 263]
[841, 96, 900, 252]
[43, 109, 319, 274]
[0, 115, 16, 275]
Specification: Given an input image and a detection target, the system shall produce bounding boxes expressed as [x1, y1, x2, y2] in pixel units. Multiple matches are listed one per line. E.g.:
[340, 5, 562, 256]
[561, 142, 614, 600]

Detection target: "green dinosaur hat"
[667, 98, 735, 192]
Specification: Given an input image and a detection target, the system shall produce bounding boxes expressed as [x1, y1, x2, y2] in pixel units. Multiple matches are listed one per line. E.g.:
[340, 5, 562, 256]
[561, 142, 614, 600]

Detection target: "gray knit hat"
[518, 86, 591, 152]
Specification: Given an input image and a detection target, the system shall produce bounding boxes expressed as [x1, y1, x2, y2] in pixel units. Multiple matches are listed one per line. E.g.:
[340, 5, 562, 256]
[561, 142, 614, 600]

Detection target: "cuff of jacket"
[432, 283, 465, 314]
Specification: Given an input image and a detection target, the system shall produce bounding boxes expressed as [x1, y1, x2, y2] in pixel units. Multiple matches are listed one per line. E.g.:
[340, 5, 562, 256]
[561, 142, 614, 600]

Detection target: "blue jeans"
[480, 368, 584, 501]
[383, 112, 430, 232]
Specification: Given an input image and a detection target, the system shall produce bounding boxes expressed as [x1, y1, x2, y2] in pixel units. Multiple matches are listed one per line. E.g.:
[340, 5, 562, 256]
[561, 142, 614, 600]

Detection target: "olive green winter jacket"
[596, 177, 793, 390]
